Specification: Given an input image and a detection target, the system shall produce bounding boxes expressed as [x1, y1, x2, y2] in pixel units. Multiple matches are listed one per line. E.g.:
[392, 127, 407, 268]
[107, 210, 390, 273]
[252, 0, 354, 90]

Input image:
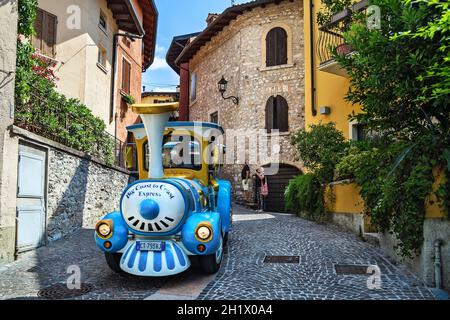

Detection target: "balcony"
[317, 28, 350, 77]
[316, 0, 368, 77]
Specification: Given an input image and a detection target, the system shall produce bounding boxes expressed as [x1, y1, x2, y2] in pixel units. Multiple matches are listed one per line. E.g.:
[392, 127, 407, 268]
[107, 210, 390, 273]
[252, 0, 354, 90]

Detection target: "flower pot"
[336, 43, 353, 56]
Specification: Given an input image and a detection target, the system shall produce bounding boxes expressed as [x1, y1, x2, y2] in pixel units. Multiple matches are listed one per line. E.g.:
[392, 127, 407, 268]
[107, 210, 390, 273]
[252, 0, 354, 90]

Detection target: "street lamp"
[218, 76, 239, 105]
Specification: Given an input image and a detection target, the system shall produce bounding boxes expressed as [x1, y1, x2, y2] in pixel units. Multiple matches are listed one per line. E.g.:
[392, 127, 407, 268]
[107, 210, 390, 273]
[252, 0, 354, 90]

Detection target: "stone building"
[167, 0, 304, 212]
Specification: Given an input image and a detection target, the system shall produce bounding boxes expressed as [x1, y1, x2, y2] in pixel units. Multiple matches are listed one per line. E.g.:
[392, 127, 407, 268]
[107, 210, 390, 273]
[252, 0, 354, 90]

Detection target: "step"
[363, 233, 380, 246]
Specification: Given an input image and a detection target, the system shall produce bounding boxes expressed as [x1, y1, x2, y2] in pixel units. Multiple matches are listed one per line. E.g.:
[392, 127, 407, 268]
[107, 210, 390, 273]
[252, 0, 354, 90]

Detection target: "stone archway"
[262, 163, 301, 213]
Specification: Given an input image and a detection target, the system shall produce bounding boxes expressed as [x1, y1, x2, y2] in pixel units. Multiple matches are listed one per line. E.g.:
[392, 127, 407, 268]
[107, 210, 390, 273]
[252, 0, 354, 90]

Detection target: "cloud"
[148, 56, 170, 71]
[151, 86, 178, 93]
[155, 45, 166, 55]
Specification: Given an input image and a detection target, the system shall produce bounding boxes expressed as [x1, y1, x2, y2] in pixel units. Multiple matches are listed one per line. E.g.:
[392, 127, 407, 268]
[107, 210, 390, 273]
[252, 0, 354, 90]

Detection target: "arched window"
[266, 27, 288, 67]
[265, 96, 289, 133]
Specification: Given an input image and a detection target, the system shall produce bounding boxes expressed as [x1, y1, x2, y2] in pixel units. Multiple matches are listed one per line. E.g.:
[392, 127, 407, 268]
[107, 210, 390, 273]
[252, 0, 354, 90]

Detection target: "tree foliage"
[327, 0, 450, 257]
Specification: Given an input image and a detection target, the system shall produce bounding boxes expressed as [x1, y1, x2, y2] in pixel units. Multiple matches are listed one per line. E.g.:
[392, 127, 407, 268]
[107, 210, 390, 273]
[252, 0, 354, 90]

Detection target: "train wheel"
[105, 252, 125, 274]
[199, 237, 223, 274]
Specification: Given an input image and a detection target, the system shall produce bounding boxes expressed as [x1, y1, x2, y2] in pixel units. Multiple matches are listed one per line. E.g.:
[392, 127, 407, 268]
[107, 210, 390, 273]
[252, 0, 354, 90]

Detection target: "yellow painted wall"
[142, 94, 178, 105]
[303, 0, 362, 138]
[325, 182, 364, 214]
[326, 179, 446, 219]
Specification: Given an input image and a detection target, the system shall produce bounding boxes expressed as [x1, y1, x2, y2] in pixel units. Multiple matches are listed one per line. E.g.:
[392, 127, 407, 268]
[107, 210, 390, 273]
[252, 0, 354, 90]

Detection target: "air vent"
[263, 255, 300, 264]
[334, 264, 371, 275]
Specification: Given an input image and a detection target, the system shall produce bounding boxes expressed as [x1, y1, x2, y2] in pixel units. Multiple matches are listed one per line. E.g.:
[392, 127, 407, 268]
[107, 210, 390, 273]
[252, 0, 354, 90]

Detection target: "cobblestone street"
[0, 204, 436, 300]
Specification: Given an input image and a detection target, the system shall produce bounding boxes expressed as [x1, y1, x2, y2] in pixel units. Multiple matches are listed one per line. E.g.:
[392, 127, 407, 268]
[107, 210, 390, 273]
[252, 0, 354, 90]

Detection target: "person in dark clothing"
[254, 167, 268, 212]
[241, 162, 251, 202]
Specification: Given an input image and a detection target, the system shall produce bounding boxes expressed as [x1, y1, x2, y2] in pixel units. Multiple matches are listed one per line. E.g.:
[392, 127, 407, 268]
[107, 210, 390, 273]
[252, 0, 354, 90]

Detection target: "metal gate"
[16, 148, 46, 252]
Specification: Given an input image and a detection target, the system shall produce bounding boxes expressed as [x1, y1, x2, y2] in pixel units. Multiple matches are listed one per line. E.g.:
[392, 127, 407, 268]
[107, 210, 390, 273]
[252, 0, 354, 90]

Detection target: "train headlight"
[96, 220, 113, 239]
[195, 223, 213, 242]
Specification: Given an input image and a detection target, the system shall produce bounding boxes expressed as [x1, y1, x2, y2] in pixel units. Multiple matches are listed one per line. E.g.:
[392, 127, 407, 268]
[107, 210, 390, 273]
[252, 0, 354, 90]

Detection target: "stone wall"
[0, 126, 134, 264]
[46, 147, 135, 242]
[187, 0, 304, 193]
[379, 218, 450, 290]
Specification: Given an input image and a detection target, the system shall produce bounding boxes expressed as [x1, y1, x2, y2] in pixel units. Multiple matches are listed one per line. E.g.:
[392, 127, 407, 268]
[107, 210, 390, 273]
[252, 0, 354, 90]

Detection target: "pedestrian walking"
[241, 162, 251, 203]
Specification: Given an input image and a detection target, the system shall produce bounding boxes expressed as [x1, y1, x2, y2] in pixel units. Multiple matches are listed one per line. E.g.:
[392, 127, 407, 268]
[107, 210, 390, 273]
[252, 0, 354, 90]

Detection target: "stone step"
[363, 233, 380, 246]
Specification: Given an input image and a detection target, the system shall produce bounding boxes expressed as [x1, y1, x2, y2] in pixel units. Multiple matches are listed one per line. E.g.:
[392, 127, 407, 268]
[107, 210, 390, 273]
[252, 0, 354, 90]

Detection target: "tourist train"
[94, 102, 232, 276]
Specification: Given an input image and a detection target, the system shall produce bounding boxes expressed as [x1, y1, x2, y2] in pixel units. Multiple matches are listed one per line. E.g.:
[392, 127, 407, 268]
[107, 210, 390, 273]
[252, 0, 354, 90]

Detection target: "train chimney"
[131, 103, 179, 178]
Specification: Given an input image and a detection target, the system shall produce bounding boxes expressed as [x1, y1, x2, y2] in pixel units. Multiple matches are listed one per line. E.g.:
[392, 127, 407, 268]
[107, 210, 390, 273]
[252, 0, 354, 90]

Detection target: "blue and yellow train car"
[94, 103, 232, 276]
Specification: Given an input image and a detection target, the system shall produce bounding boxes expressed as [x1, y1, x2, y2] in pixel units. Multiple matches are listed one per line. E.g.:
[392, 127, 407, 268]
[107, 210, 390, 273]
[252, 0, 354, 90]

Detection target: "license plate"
[136, 241, 165, 252]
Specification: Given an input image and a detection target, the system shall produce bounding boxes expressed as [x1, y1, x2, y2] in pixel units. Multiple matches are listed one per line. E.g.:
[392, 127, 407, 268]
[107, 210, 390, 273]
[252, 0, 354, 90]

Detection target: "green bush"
[285, 174, 326, 222]
[291, 122, 348, 184]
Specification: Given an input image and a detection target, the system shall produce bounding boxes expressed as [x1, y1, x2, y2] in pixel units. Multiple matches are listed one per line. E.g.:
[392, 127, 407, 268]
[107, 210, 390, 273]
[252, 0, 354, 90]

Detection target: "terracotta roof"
[166, 32, 202, 74]
[174, 0, 293, 65]
[107, 0, 158, 70]
[139, 0, 158, 70]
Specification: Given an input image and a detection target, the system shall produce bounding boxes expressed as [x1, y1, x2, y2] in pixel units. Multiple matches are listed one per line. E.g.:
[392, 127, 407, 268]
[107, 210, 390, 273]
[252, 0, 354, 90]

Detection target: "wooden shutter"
[122, 59, 131, 94]
[33, 9, 57, 56]
[276, 28, 288, 65]
[265, 96, 275, 133]
[43, 12, 57, 56]
[276, 96, 289, 132]
[266, 27, 288, 67]
[33, 9, 44, 51]
[266, 29, 276, 67]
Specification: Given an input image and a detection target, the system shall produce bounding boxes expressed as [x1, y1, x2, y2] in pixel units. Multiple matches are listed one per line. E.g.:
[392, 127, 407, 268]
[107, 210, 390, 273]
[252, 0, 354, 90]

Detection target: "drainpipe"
[434, 239, 443, 289]
[309, 0, 317, 117]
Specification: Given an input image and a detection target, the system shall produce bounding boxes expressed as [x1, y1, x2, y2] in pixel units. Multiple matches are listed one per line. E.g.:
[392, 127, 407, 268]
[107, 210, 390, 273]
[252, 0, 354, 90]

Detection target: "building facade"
[141, 91, 180, 104]
[34, 0, 157, 144]
[168, 0, 305, 212]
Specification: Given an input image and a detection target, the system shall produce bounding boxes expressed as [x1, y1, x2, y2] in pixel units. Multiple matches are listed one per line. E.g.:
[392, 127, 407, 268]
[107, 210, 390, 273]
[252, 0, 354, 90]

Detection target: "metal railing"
[316, 29, 346, 65]
[14, 83, 127, 168]
[316, 0, 369, 66]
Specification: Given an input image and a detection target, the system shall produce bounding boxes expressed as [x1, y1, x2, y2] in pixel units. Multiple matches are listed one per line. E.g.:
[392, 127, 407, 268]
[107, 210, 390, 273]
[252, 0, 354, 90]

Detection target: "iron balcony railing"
[15, 83, 127, 169]
[316, 0, 369, 66]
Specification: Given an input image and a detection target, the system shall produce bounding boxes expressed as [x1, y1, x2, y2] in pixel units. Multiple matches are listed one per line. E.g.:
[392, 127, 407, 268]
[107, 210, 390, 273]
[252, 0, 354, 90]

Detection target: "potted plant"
[121, 92, 136, 105]
[336, 43, 353, 56]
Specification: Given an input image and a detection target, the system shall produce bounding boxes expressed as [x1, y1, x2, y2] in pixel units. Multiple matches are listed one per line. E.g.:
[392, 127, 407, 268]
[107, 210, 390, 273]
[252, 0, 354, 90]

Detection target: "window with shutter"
[265, 96, 275, 133]
[266, 27, 288, 67]
[121, 58, 131, 94]
[33, 8, 57, 56]
[265, 96, 289, 133]
[276, 96, 289, 132]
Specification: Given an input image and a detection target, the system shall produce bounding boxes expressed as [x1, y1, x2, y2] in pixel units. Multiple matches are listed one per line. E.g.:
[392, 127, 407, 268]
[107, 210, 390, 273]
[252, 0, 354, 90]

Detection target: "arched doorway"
[262, 163, 301, 213]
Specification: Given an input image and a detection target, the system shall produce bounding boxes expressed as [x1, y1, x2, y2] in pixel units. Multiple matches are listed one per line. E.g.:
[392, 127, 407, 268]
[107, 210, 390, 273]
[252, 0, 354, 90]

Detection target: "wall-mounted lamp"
[218, 76, 239, 105]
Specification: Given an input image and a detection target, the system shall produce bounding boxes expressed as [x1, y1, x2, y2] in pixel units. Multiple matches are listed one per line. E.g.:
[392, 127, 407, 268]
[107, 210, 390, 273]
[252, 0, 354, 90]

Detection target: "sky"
[142, 0, 249, 93]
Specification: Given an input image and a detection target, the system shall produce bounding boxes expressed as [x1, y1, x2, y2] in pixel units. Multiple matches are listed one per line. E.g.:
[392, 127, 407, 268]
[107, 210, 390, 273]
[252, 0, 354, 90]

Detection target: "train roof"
[127, 121, 225, 140]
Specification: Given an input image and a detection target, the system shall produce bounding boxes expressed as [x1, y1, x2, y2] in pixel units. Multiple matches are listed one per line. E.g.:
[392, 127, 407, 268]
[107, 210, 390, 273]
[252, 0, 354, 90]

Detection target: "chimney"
[206, 13, 219, 26]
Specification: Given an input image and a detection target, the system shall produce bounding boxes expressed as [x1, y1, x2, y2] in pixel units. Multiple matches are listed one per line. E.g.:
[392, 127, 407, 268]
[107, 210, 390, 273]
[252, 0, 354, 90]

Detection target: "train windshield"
[144, 135, 202, 171]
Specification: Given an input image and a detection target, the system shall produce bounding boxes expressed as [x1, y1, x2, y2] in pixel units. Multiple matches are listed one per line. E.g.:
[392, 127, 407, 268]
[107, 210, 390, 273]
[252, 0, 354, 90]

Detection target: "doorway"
[16, 144, 47, 253]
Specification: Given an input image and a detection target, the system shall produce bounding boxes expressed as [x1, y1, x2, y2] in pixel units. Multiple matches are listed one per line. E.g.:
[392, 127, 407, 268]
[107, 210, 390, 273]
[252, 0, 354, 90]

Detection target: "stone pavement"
[198, 205, 436, 300]
[0, 204, 437, 300]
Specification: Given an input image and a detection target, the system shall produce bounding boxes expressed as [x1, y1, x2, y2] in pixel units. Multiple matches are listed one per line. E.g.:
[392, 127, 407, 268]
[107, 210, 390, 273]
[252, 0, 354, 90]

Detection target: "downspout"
[434, 239, 443, 289]
[309, 0, 317, 116]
